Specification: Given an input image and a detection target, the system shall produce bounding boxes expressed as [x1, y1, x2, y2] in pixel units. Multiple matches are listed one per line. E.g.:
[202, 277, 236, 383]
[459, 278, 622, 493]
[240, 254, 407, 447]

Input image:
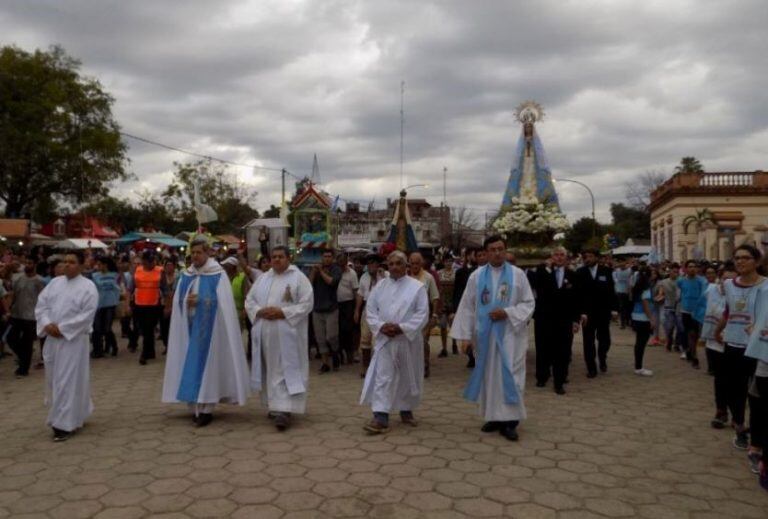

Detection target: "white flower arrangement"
[493, 196, 570, 235]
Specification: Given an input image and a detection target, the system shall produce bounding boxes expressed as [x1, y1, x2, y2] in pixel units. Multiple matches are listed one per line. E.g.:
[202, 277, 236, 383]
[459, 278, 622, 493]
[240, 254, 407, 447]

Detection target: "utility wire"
[120, 131, 286, 173]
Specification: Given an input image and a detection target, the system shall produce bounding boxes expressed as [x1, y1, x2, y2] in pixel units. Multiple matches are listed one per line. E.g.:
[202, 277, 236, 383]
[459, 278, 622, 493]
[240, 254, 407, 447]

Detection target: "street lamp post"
[401, 184, 428, 197]
[554, 178, 596, 237]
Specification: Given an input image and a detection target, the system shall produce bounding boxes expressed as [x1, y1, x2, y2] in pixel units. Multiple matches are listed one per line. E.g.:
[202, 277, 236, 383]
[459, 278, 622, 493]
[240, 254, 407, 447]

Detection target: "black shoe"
[466, 358, 475, 368]
[437, 350, 448, 358]
[587, 371, 597, 378]
[318, 364, 330, 374]
[196, 413, 213, 427]
[314, 351, 322, 360]
[332, 354, 340, 371]
[599, 361, 607, 373]
[535, 381, 546, 388]
[711, 413, 728, 429]
[52, 427, 71, 442]
[481, 421, 502, 433]
[452, 344, 459, 355]
[555, 387, 566, 395]
[128, 344, 137, 353]
[91, 352, 104, 359]
[14, 369, 28, 378]
[424, 365, 430, 378]
[110, 348, 118, 357]
[274, 413, 291, 431]
[691, 359, 700, 370]
[139, 358, 147, 365]
[499, 425, 519, 441]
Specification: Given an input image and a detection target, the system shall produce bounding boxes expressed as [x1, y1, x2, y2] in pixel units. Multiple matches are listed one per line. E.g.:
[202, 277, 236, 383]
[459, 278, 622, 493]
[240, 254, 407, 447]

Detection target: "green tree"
[563, 217, 608, 254]
[675, 156, 704, 174]
[609, 203, 650, 241]
[262, 204, 281, 218]
[682, 208, 714, 234]
[0, 45, 127, 217]
[82, 196, 142, 233]
[161, 160, 259, 234]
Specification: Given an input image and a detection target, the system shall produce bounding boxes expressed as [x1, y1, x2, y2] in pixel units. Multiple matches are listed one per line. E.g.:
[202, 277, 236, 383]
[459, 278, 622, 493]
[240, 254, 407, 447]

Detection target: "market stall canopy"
[55, 238, 108, 250]
[30, 233, 56, 246]
[115, 232, 187, 248]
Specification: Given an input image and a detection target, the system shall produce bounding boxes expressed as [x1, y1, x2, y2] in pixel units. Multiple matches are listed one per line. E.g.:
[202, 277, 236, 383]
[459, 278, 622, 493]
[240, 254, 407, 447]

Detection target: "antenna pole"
[443, 166, 447, 207]
[400, 80, 405, 189]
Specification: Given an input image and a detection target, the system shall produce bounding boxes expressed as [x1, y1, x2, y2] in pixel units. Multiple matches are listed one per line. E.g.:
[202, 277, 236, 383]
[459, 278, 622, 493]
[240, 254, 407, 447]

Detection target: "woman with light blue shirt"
[745, 262, 768, 488]
[91, 257, 121, 358]
[630, 267, 655, 377]
[715, 245, 767, 452]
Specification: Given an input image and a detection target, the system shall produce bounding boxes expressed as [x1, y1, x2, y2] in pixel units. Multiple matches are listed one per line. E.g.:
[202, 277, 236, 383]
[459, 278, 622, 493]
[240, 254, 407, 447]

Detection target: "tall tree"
[675, 156, 704, 174]
[563, 217, 607, 254]
[609, 203, 650, 242]
[0, 45, 127, 217]
[161, 160, 259, 234]
[624, 170, 668, 211]
[446, 206, 481, 251]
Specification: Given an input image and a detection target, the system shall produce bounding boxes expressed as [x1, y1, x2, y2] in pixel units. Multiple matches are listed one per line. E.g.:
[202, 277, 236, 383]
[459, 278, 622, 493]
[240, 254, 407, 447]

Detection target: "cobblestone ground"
[1, 326, 767, 519]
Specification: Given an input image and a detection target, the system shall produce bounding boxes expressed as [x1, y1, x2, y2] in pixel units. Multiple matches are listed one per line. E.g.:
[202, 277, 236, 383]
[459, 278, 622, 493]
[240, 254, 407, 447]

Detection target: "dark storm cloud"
[1, 0, 766, 221]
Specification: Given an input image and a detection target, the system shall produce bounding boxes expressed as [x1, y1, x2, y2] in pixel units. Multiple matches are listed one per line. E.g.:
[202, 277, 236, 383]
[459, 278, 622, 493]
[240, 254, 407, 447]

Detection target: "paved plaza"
[1, 327, 767, 519]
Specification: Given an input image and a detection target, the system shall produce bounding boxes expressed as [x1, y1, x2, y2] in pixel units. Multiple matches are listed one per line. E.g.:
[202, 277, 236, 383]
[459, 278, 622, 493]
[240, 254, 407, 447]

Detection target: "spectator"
[91, 257, 121, 358]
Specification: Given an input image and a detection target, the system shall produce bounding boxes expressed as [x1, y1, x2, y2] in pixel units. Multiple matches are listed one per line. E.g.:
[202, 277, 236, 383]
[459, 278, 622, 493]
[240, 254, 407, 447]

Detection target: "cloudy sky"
[2, 0, 767, 222]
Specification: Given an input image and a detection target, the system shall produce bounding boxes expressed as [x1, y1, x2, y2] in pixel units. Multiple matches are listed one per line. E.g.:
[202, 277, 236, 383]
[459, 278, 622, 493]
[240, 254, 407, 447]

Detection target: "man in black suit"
[452, 247, 486, 368]
[531, 247, 581, 394]
[576, 248, 618, 378]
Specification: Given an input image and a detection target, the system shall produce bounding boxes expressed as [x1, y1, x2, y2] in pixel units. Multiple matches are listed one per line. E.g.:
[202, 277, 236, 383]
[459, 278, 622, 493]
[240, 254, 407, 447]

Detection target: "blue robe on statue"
[501, 128, 559, 209]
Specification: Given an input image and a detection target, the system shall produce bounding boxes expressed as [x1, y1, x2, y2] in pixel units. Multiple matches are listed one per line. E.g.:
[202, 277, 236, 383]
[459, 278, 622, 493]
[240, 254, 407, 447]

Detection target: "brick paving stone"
[1, 330, 767, 518]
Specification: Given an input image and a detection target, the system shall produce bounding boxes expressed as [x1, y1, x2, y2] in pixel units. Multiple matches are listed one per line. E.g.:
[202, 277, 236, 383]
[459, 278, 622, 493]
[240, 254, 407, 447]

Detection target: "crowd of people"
[0, 235, 766, 492]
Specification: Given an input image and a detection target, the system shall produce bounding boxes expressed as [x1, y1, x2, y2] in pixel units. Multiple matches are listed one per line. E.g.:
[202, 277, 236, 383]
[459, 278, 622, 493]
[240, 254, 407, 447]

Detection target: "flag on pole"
[194, 179, 218, 226]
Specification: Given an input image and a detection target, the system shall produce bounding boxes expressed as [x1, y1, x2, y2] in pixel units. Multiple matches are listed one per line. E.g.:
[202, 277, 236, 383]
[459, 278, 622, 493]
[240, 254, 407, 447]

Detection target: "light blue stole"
[463, 264, 520, 405]
[176, 273, 220, 402]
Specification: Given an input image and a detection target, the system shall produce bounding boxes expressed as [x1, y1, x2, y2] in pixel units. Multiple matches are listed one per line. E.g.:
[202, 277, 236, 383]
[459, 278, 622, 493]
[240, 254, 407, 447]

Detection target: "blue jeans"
[663, 308, 685, 350]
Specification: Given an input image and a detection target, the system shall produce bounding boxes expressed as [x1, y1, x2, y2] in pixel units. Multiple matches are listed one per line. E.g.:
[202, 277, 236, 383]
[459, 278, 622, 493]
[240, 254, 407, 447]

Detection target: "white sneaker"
[634, 368, 653, 376]
[679, 352, 687, 360]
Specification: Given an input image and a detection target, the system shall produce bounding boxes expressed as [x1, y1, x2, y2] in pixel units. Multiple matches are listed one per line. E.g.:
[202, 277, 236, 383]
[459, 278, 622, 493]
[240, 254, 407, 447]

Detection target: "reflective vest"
[134, 266, 162, 306]
[231, 272, 246, 313]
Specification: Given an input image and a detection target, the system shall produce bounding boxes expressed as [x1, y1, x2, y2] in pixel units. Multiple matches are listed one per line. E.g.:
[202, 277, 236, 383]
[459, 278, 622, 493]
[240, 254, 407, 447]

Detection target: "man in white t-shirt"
[408, 252, 441, 378]
[355, 254, 387, 377]
[336, 253, 359, 365]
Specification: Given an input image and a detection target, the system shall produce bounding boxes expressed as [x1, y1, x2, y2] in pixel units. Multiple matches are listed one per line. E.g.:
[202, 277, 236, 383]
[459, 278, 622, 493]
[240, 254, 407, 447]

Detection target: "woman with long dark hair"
[715, 244, 767, 451]
[700, 263, 736, 429]
[631, 267, 655, 376]
[160, 257, 180, 354]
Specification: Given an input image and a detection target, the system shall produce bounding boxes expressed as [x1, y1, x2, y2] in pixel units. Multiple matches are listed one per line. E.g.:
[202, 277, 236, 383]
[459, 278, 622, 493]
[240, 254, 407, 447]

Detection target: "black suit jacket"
[531, 265, 580, 323]
[576, 264, 618, 321]
[452, 265, 475, 311]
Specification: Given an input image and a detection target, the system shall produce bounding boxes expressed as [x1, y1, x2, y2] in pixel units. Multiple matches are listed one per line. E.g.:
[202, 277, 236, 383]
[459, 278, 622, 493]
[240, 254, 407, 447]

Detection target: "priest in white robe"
[35, 252, 99, 441]
[162, 238, 249, 427]
[451, 235, 535, 441]
[360, 251, 429, 434]
[245, 246, 313, 431]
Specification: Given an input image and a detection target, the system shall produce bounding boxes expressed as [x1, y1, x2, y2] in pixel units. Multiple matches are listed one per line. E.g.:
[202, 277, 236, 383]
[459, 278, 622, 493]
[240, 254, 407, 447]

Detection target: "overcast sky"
[2, 0, 767, 222]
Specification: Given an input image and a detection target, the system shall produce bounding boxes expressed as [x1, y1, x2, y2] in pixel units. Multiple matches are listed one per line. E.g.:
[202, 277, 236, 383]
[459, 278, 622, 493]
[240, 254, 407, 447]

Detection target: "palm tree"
[683, 208, 714, 234]
[675, 156, 704, 174]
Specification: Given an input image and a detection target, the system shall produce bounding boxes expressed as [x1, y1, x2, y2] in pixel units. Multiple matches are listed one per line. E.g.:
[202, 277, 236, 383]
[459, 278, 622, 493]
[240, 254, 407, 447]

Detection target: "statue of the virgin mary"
[501, 101, 559, 210]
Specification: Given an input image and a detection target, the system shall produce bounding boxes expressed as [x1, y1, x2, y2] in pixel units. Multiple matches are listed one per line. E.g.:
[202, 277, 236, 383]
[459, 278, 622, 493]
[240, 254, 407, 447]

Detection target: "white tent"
[55, 238, 109, 250]
[611, 238, 651, 257]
